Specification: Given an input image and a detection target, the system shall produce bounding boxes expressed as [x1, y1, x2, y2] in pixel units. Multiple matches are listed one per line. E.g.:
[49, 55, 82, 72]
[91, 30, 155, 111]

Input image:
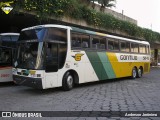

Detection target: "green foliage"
[13, 0, 160, 42]
[97, 0, 116, 8]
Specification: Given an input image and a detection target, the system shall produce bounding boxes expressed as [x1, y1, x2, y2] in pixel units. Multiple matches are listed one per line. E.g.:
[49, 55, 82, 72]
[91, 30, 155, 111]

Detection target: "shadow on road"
[0, 82, 15, 87]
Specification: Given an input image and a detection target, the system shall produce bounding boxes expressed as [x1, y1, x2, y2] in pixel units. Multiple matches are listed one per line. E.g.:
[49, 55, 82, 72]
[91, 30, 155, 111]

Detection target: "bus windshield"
[15, 42, 44, 70]
[0, 47, 12, 66]
[14, 27, 67, 70]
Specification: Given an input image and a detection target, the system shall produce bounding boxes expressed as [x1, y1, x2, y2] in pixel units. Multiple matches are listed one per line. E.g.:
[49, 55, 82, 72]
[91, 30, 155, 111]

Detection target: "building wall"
[92, 3, 137, 25]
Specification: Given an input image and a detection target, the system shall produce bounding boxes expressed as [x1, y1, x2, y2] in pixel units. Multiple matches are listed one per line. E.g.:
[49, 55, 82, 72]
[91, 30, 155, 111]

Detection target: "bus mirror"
[45, 64, 58, 72]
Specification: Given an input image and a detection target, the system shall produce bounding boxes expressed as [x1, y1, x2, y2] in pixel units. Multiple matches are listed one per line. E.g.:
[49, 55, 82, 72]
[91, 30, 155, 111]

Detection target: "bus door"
[45, 42, 58, 88]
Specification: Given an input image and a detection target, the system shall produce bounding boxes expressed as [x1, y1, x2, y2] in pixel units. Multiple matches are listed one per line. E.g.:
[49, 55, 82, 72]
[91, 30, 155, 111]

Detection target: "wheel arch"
[63, 69, 79, 84]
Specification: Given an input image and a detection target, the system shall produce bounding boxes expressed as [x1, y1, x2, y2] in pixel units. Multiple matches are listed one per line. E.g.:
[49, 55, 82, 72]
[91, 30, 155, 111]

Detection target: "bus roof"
[21, 24, 149, 45]
[22, 24, 71, 31]
[0, 33, 20, 36]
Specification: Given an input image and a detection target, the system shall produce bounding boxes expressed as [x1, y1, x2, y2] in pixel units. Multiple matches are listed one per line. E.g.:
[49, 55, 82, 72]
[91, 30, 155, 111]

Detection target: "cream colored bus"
[13, 24, 150, 90]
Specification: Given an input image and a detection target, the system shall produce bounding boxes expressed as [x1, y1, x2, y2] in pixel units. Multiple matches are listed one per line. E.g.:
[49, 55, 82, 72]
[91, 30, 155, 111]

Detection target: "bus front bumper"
[13, 75, 43, 89]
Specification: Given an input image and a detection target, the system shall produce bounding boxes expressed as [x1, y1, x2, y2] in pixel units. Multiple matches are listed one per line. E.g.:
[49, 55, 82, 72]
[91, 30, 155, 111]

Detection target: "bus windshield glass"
[14, 28, 47, 70]
[15, 42, 44, 70]
[0, 47, 12, 66]
[14, 27, 67, 70]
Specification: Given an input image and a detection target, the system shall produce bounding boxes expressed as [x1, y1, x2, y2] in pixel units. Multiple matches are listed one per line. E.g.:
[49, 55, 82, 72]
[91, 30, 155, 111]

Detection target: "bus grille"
[144, 63, 149, 72]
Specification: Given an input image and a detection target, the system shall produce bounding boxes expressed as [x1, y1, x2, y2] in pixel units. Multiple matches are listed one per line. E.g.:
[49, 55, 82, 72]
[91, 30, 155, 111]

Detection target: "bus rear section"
[0, 33, 19, 82]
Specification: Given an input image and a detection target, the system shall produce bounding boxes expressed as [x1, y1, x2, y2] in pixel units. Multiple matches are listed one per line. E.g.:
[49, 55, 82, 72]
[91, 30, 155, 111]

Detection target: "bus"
[0, 33, 20, 82]
[12, 24, 150, 90]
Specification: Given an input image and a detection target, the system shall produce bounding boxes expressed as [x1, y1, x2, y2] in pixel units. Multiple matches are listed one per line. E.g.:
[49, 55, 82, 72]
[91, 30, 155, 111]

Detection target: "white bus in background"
[0, 33, 19, 82]
[12, 24, 150, 90]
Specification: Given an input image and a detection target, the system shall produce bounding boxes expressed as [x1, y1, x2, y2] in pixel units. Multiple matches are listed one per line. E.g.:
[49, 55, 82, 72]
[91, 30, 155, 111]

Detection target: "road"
[0, 67, 160, 120]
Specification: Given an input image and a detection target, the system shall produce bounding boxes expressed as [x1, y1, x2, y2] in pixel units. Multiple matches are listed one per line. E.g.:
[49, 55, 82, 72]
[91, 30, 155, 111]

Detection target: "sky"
[110, 0, 160, 33]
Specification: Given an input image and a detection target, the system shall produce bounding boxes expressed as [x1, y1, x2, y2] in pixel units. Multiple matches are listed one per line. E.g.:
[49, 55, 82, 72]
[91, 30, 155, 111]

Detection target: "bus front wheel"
[131, 67, 137, 79]
[62, 72, 74, 91]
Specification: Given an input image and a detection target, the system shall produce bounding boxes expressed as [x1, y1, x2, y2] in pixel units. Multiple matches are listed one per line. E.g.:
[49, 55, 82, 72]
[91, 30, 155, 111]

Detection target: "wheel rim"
[67, 75, 73, 88]
[133, 69, 136, 78]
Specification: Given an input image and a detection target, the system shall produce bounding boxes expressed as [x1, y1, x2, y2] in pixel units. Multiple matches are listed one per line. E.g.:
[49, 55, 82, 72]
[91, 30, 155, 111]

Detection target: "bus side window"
[126, 42, 130, 52]
[146, 45, 149, 54]
[131, 43, 139, 53]
[92, 36, 100, 49]
[140, 45, 146, 53]
[120, 41, 130, 52]
[114, 40, 119, 51]
[120, 41, 126, 52]
[108, 40, 114, 50]
[100, 38, 106, 49]
[71, 33, 81, 48]
[81, 34, 90, 48]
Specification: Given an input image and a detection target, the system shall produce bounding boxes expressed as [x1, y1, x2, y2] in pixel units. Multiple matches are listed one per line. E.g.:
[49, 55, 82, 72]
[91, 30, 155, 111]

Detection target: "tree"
[88, 0, 116, 11]
[98, 0, 116, 8]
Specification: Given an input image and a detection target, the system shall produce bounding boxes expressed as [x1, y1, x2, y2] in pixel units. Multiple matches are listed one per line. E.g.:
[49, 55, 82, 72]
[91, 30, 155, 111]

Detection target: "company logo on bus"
[72, 53, 84, 61]
[0, 1, 14, 14]
[120, 55, 137, 61]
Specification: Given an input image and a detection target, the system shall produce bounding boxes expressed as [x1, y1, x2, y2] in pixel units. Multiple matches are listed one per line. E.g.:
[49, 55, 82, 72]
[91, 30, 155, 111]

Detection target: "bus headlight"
[29, 70, 36, 75]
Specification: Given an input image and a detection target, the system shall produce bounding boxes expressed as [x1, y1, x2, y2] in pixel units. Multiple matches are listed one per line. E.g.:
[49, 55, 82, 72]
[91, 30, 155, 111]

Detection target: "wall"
[91, 3, 137, 25]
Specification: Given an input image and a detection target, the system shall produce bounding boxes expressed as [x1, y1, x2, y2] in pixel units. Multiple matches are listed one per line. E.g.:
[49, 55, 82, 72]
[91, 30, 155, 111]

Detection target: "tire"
[137, 67, 143, 78]
[131, 67, 137, 79]
[62, 72, 74, 91]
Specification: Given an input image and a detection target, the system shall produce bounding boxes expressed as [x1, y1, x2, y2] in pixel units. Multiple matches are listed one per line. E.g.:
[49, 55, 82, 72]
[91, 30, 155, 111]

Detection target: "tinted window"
[91, 36, 106, 49]
[11, 35, 19, 41]
[126, 42, 130, 52]
[131, 43, 139, 53]
[108, 40, 114, 50]
[81, 34, 90, 48]
[120, 41, 130, 52]
[114, 41, 119, 50]
[108, 39, 119, 51]
[46, 43, 58, 72]
[120, 41, 126, 52]
[59, 43, 67, 69]
[47, 28, 67, 43]
[92, 36, 100, 49]
[1, 36, 11, 41]
[139, 45, 146, 53]
[19, 29, 38, 41]
[100, 38, 106, 49]
[0, 47, 12, 66]
[71, 34, 81, 48]
[71, 33, 90, 49]
[146, 45, 150, 54]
